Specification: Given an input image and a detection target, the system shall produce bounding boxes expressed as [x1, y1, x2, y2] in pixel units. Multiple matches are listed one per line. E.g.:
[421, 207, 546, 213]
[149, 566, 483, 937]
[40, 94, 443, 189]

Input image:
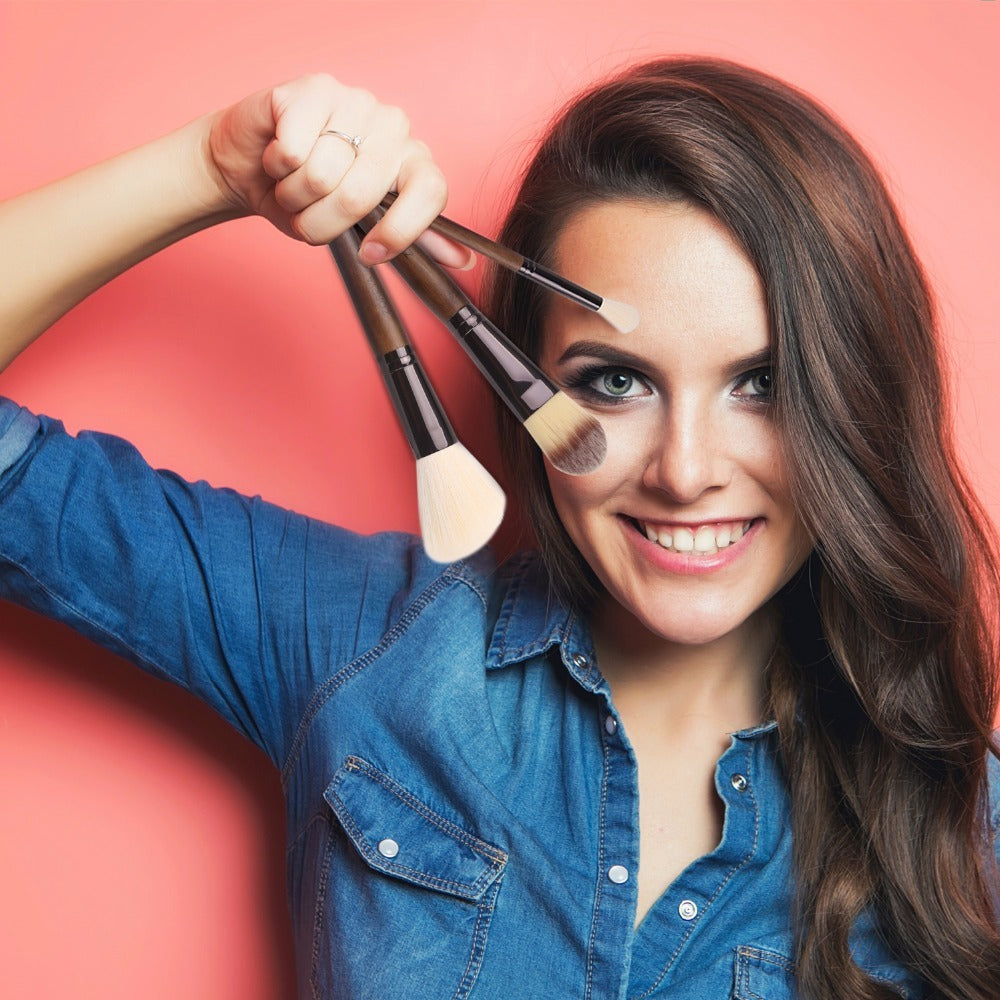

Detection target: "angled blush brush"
[379, 192, 638, 334]
[329, 228, 505, 563]
[356, 217, 606, 476]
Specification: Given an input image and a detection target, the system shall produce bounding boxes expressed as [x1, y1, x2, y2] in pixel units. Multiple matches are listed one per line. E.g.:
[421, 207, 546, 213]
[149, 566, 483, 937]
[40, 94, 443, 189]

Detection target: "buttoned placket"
[625, 733, 768, 997]
[559, 644, 639, 1000]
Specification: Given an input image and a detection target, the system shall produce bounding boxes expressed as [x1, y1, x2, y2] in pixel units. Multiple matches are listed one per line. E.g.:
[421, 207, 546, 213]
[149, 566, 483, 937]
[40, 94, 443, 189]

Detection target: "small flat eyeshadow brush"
[355, 215, 606, 476]
[379, 192, 638, 334]
[329, 228, 505, 562]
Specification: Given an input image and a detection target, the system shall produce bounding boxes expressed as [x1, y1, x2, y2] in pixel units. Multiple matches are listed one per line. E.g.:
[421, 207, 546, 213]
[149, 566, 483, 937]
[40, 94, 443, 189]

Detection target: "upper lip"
[627, 515, 754, 529]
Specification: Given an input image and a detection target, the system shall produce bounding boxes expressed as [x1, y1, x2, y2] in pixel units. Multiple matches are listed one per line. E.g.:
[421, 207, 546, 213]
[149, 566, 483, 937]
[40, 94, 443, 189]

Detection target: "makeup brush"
[380, 192, 639, 334]
[329, 229, 505, 563]
[356, 217, 606, 476]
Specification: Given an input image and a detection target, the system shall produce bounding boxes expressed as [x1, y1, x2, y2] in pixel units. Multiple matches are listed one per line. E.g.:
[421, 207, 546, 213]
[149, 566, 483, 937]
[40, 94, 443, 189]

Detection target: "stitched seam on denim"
[280, 567, 476, 785]
[734, 946, 795, 1000]
[326, 759, 506, 897]
[452, 872, 502, 1000]
[309, 817, 337, 1000]
[489, 557, 571, 666]
[344, 757, 508, 865]
[584, 714, 611, 1000]
[635, 742, 762, 999]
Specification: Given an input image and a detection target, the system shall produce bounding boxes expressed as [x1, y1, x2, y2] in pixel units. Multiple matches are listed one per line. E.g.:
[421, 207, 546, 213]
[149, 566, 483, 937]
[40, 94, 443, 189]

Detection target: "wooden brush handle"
[354, 210, 470, 323]
[379, 192, 523, 271]
[329, 227, 455, 458]
[328, 228, 406, 354]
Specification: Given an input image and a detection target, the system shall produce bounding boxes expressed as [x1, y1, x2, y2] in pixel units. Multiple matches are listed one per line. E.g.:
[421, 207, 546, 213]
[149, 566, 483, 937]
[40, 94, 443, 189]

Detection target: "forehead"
[544, 199, 769, 358]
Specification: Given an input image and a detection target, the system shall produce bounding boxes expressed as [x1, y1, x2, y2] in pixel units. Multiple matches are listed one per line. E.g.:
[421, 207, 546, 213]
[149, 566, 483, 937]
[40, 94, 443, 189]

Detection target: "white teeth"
[672, 527, 694, 552]
[637, 519, 751, 555]
[693, 525, 717, 553]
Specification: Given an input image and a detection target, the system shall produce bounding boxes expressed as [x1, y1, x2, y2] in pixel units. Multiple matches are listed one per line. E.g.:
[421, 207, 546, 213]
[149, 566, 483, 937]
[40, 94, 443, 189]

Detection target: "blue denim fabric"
[1, 397, 998, 1000]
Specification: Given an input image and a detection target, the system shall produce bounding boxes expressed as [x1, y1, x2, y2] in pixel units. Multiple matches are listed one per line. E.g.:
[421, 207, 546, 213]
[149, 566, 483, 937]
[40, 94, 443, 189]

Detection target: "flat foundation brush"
[357, 218, 606, 476]
[380, 193, 638, 334]
[329, 228, 505, 563]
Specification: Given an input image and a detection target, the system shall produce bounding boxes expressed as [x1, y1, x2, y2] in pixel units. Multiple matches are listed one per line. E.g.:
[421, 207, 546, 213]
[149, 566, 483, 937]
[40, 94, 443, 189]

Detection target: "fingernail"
[360, 241, 389, 265]
[458, 250, 478, 272]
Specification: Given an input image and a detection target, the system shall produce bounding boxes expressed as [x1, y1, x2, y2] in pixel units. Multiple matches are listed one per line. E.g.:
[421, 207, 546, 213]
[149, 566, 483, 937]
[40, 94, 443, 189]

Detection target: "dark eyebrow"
[554, 340, 652, 367]
[555, 339, 773, 376]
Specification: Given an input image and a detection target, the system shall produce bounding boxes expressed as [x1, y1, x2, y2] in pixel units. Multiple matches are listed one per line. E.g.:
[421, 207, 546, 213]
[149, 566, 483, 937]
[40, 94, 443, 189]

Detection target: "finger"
[271, 131, 356, 214]
[263, 74, 374, 181]
[356, 146, 455, 263]
[415, 230, 477, 271]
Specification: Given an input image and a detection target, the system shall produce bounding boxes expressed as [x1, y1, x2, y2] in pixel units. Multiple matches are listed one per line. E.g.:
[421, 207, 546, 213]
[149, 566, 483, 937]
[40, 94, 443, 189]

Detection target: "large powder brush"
[329, 229, 505, 563]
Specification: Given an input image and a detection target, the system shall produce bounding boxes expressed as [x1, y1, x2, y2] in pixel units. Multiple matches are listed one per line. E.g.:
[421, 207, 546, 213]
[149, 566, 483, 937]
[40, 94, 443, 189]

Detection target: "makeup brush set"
[328, 203, 637, 563]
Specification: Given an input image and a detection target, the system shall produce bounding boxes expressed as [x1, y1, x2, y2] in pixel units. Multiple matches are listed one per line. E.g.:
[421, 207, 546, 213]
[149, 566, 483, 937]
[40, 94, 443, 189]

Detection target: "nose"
[640, 396, 732, 503]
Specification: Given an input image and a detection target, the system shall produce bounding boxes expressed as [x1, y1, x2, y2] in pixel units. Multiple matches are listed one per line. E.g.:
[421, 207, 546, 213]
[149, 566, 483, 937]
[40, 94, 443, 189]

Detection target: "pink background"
[0, 1, 997, 996]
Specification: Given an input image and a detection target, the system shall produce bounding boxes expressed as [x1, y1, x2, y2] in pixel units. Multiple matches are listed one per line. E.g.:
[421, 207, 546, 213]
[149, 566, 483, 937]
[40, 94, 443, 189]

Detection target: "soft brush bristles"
[523, 391, 607, 476]
[596, 296, 640, 334]
[416, 443, 506, 563]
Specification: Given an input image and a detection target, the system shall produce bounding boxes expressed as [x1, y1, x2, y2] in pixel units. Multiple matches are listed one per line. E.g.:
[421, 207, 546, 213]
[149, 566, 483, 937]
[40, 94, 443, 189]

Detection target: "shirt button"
[678, 899, 698, 920]
[730, 773, 748, 792]
[608, 865, 629, 884]
[377, 838, 400, 859]
[604, 716, 618, 736]
[572, 653, 589, 670]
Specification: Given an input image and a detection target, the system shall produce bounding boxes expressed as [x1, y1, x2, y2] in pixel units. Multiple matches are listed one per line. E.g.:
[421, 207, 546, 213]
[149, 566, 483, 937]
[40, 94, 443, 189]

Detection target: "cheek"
[545, 432, 642, 523]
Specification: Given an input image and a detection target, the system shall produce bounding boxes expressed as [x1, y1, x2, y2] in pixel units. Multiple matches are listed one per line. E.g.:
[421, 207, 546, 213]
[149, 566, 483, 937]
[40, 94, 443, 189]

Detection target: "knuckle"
[422, 168, 448, 204]
[291, 214, 330, 247]
[301, 158, 333, 197]
[381, 104, 410, 136]
[336, 181, 375, 220]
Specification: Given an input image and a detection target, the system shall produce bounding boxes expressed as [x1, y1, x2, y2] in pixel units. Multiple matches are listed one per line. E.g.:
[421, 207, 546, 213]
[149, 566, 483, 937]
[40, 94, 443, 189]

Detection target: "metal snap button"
[572, 653, 588, 670]
[377, 838, 400, 859]
[678, 899, 698, 920]
[605, 716, 618, 735]
[607, 865, 629, 884]
[730, 773, 748, 792]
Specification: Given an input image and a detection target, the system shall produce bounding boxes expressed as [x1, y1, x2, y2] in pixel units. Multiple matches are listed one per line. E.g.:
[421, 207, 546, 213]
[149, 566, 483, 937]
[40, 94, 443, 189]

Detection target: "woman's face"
[539, 198, 812, 651]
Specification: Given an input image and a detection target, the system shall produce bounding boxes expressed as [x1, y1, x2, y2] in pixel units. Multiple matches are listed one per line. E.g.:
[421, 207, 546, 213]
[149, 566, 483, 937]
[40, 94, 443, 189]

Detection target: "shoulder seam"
[279, 562, 485, 786]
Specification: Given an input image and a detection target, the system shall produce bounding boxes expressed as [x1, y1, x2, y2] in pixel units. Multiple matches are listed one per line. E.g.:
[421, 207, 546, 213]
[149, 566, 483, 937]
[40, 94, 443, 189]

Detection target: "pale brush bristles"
[416, 443, 506, 563]
[596, 297, 640, 334]
[523, 391, 607, 475]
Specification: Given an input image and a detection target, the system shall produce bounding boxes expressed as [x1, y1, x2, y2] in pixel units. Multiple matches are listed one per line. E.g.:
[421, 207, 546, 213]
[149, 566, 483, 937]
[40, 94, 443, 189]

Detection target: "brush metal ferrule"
[450, 305, 556, 420]
[380, 346, 457, 459]
[518, 259, 602, 312]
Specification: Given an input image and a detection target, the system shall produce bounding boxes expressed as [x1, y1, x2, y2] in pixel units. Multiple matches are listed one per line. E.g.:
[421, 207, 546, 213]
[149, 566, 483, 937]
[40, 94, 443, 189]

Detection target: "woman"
[1, 60, 998, 999]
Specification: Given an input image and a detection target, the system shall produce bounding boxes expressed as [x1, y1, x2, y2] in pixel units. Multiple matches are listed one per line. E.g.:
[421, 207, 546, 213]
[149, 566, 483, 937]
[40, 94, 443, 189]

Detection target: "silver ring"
[319, 129, 364, 158]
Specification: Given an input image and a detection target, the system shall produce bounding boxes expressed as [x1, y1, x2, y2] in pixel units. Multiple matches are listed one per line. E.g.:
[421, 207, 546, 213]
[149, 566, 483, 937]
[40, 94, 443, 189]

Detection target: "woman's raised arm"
[0, 72, 470, 369]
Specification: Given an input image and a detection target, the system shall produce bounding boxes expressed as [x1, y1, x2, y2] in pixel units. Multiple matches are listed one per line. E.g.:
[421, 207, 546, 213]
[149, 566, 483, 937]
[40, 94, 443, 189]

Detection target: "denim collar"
[483, 552, 578, 671]
[479, 550, 780, 738]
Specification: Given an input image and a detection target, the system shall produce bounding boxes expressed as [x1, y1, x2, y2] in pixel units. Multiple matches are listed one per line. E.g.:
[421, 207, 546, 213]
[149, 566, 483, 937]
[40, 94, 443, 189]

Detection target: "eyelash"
[733, 367, 775, 403]
[562, 364, 650, 405]
[562, 364, 775, 406]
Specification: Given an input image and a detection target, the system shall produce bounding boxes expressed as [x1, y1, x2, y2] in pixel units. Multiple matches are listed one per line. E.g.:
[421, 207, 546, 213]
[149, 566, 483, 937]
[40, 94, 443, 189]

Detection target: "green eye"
[736, 367, 774, 400]
[603, 370, 635, 396]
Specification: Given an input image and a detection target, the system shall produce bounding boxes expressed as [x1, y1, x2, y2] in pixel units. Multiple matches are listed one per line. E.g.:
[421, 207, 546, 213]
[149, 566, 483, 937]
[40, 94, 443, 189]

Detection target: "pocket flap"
[324, 756, 507, 902]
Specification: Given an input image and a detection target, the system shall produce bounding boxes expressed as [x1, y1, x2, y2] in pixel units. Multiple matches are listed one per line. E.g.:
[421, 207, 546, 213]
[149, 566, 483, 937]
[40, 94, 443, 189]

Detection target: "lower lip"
[623, 517, 761, 576]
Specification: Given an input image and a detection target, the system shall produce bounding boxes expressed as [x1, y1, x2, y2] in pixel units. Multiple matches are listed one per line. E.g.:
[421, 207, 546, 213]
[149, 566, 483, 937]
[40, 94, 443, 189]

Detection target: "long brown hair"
[485, 57, 1000, 999]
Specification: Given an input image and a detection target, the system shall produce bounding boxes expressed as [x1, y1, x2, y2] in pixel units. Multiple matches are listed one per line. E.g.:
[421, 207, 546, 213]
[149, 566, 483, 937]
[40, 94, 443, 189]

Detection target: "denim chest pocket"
[311, 756, 507, 1000]
[733, 947, 796, 999]
[733, 946, 913, 1000]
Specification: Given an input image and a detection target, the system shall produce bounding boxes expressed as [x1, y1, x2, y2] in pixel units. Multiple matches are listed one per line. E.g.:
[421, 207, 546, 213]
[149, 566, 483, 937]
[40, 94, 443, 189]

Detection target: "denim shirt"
[1, 397, 998, 1000]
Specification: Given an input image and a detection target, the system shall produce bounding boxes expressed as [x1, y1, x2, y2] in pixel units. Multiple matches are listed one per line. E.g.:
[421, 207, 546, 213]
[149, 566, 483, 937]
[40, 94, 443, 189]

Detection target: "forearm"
[0, 114, 239, 369]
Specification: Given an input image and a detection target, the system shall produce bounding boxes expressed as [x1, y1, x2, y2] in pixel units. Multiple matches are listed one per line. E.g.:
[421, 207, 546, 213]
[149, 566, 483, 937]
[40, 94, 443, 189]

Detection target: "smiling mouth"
[631, 518, 755, 556]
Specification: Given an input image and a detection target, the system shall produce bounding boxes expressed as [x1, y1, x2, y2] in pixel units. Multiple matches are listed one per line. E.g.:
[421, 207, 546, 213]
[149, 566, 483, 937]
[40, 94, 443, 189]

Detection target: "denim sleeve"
[0, 398, 433, 767]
